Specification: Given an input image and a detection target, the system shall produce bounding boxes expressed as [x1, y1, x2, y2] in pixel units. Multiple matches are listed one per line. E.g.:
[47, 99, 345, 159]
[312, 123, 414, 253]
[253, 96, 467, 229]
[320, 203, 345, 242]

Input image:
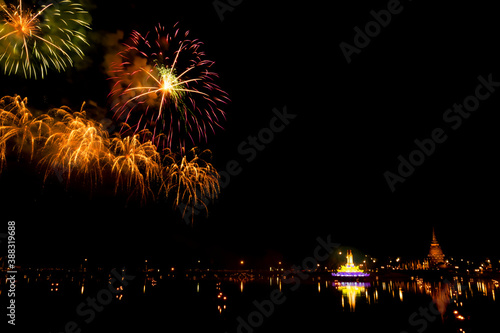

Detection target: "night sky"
[1, 0, 499, 269]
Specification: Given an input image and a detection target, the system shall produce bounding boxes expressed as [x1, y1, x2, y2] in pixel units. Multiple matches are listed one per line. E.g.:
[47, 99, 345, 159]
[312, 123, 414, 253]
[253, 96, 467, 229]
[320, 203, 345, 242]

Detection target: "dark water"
[4, 271, 499, 332]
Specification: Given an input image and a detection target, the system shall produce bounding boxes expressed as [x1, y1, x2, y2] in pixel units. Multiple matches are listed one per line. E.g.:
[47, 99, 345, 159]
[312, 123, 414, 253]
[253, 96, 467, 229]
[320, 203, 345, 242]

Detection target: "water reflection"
[50, 282, 59, 292]
[216, 282, 228, 314]
[431, 281, 450, 319]
[335, 282, 371, 311]
[142, 275, 158, 294]
[329, 276, 500, 321]
[6, 267, 499, 331]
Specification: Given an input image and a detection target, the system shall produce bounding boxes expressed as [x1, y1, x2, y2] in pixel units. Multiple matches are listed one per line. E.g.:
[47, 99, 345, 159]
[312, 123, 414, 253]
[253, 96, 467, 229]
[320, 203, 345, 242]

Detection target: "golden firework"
[41, 106, 111, 186]
[0, 95, 50, 169]
[1, 95, 222, 219]
[161, 148, 220, 220]
[109, 132, 161, 201]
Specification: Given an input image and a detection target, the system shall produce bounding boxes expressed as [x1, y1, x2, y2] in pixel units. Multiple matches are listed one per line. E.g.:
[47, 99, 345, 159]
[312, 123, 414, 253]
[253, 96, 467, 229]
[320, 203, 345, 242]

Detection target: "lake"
[5, 270, 499, 332]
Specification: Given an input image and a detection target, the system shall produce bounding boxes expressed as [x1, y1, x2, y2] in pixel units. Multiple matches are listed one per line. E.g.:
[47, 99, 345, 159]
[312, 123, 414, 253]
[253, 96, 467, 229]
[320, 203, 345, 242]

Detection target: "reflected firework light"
[108, 23, 229, 151]
[0, 0, 91, 79]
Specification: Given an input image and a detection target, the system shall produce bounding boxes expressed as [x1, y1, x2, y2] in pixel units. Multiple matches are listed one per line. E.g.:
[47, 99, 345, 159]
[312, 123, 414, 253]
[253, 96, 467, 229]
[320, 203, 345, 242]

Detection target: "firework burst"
[109, 23, 229, 150]
[40, 106, 110, 186]
[0, 95, 50, 168]
[108, 131, 161, 201]
[161, 148, 220, 220]
[0, 0, 91, 79]
[1, 95, 221, 218]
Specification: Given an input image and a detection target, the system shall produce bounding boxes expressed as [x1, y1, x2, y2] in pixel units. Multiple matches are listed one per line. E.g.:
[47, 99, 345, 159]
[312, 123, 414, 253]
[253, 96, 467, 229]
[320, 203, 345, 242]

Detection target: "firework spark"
[1, 95, 221, 217]
[0, 95, 50, 168]
[109, 23, 229, 150]
[1, 97, 164, 194]
[40, 106, 111, 186]
[109, 132, 161, 201]
[161, 148, 220, 220]
[0, 0, 91, 79]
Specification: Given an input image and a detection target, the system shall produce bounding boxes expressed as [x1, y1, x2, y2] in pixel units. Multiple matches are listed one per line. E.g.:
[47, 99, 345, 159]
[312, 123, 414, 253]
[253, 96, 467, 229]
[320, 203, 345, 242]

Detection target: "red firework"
[108, 23, 229, 151]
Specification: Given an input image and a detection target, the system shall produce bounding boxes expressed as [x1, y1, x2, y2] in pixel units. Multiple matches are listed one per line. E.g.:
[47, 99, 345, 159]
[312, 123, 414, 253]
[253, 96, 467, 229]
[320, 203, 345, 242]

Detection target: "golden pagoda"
[428, 228, 445, 267]
[333, 250, 369, 277]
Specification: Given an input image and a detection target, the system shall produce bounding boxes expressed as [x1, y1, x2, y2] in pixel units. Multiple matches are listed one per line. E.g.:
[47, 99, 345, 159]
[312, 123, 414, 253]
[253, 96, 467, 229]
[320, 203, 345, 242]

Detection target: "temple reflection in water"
[335, 281, 371, 311]
[1, 228, 498, 333]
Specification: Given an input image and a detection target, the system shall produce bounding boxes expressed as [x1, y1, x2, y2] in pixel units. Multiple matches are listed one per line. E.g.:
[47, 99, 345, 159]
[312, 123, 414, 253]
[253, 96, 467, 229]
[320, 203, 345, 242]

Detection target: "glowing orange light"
[1, 95, 221, 218]
[162, 148, 219, 221]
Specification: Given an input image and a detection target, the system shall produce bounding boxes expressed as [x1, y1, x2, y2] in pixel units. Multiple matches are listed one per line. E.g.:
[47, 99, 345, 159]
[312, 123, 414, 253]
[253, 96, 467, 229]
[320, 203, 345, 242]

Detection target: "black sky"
[1, 0, 499, 268]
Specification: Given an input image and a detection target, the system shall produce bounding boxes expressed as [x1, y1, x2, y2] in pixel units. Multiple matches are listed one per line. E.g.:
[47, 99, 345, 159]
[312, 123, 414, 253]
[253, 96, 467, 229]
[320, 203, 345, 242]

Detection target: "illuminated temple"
[428, 228, 445, 267]
[333, 250, 370, 277]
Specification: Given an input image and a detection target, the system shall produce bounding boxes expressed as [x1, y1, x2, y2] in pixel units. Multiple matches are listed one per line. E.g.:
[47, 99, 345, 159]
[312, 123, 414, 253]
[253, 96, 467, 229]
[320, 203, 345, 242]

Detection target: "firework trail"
[0, 95, 220, 216]
[109, 23, 229, 151]
[0, 95, 50, 168]
[161, 148, 220, 220]
[0, 0, 91, 79]
[40, 106, 111, 186]
[109, 132, 161, 201]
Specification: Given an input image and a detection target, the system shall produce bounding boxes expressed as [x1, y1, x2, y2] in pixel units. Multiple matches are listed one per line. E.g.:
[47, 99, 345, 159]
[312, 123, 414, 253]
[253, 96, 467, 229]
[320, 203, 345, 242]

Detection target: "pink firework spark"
[108, 23, 229, 151]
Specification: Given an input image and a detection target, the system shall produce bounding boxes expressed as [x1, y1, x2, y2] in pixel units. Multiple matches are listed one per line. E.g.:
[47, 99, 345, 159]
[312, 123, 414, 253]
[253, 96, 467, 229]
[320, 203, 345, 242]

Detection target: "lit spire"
[333, 249, 370, 277]
[347, 250, 354, 266]
[428, 227, 445, 267]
